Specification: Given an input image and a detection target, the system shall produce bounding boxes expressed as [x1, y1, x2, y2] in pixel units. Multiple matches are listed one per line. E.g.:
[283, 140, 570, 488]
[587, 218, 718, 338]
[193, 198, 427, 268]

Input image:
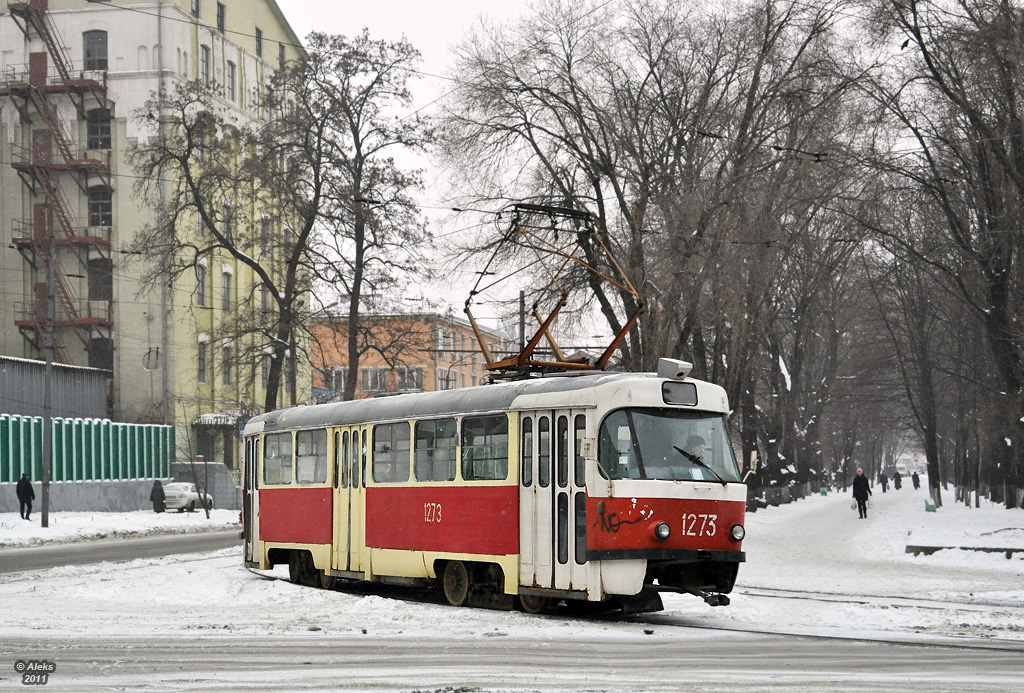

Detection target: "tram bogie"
[241, 365, 746, 614]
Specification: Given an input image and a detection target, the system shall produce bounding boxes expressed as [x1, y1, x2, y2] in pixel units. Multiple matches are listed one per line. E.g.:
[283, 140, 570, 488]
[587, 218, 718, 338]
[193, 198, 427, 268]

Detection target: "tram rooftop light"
[657, 358, 692, 381]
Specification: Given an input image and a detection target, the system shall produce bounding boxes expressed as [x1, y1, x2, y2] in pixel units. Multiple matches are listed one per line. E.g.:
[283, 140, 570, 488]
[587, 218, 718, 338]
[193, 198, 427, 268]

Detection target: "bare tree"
[861, 0, 1024, 508]
[292, 31, 432, 401]
[129, 31, 431, 412]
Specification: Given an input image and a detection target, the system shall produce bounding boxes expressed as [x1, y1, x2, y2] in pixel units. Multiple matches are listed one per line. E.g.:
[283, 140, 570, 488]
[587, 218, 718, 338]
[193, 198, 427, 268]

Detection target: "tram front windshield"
[598, 408, 741, 482]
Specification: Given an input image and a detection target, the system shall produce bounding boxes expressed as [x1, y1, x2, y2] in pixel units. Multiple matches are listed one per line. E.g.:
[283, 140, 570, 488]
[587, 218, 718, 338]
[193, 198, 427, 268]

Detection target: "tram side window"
[521, 417, 533, 487]
[263, 432, 293, 485]
[462, 414, 508, 481]
[296, 429, 328, 484]
[415, 418, 456, 482]
[574, 414, 587, 487]
[373, 422, 411, 483]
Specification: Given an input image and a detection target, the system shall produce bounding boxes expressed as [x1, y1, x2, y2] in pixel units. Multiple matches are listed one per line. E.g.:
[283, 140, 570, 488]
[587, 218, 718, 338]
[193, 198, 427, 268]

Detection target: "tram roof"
[246, 371, 669, 433]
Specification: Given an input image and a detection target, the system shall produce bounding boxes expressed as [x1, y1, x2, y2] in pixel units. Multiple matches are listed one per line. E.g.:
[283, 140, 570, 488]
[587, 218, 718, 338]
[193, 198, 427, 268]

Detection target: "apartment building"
[0, 0, 307, 468]
[312, 312, 513, 401]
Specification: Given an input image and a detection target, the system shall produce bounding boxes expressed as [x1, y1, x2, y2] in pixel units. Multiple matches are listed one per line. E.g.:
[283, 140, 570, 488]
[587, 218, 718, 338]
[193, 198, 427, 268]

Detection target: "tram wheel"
[442, 561, 472, 607]
[288, 552, 304, 584]
[517, 594, 551, 614]
[318, 571, 337, 590]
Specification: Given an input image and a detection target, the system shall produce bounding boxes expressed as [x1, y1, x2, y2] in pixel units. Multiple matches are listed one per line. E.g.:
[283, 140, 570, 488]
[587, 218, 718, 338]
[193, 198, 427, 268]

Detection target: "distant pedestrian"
[150, 479, 166, 513]
[16, 473, 35, 521]
[893, 471, 902, 490]
[879, 471, 888, 493]
[852, 467, 872, 519]
[911, 471, 921, 490]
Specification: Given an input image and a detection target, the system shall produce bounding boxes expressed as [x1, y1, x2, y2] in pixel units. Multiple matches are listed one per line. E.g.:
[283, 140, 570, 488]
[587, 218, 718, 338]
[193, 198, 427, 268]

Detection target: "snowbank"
[0, 509, 240, 547]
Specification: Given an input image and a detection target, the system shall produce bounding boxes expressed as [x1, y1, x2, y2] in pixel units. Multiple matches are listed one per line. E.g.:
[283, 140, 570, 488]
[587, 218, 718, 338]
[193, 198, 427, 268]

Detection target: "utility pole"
[41, 231, 54, 528]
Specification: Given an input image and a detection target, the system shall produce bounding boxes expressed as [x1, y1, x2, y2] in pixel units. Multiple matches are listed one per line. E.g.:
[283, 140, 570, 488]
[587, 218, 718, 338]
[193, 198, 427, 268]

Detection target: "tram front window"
[597, 408, 740, 482]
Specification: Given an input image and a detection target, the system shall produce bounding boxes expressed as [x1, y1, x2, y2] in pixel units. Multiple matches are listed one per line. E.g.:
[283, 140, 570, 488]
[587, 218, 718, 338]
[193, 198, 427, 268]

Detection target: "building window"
[261, 285, 271, 315]
[216, 2, 225, 32]
[324, 366, 346, 392]
[259, 217, 270, 253]
[361, 368, 386, 393]
[88, 188, 112, 226]
[88, 337, 113, 371]
[191, 0, 200, 19]
[197, 340, 208, 383]
[196, 264, 207, 306]
[462, 414, 509, 481]
[396, 367, 422, 391]
[255, 28, 263, 57]
[221, 203, 232, 237]
[261, 353, 270, 388]
[83, 30, 108, 71]
[278, 42, 286, 70]
[221, 270, 232, 311]
[200, 45, 210, 87]
[87, 257, 112, 301]
[222, 344, 233, 385]
[225, 61, 235, 101]
[436, 368, 455, 391]
[87, 108, 111, 149]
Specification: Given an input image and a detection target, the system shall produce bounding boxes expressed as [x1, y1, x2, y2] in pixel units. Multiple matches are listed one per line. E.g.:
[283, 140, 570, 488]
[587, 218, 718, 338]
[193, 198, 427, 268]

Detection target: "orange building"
[311, 312, 513, 401]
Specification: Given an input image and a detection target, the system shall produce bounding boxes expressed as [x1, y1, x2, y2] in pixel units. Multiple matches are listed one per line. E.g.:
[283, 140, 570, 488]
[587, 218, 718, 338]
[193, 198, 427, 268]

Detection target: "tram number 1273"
[683, 513, 717, 537]
[424, 502, 442, 523]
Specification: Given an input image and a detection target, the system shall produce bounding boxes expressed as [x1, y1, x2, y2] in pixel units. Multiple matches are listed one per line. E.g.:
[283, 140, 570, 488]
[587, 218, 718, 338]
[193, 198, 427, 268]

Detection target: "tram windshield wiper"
[673, 445, 728, 486]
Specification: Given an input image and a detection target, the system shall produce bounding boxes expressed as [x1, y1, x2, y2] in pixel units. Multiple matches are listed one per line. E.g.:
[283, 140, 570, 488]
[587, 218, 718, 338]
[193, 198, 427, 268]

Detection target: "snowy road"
[1, 485, 1022, 690]
[2, 630, 1022, 692]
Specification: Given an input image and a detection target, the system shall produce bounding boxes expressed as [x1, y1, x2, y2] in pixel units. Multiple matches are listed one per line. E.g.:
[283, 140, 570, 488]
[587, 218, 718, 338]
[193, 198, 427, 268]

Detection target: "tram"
[240, 359, 746, 613]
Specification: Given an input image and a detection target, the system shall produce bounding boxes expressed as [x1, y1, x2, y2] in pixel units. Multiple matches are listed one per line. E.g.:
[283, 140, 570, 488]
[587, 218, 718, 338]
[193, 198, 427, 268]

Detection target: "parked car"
[163, 482, 213, 512]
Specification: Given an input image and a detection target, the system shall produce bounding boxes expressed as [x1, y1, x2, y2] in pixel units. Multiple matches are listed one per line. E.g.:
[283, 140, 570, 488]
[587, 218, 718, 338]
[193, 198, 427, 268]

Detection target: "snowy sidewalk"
[0, 509, 240, 547]
[662, 482, 1024, 643]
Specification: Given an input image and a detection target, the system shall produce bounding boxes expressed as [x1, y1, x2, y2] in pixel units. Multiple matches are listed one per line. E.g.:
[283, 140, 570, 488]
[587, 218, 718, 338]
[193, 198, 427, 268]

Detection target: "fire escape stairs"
[5, 0, 112, 361]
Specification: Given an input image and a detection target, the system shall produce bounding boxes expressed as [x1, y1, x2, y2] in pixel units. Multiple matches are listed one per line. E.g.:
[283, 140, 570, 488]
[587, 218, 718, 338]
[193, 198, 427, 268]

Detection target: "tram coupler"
[686, 589, 730, 607]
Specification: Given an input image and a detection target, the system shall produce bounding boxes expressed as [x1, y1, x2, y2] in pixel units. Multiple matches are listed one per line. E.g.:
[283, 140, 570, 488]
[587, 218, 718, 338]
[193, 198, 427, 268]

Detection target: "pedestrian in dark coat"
[893, 471, 902, 490]
[150, 479, 166, 513]
[852, 467, 871, 519]
[911, 471, 921, 490]
[879, 471, 888, 493]
[16, 473, 35, 521]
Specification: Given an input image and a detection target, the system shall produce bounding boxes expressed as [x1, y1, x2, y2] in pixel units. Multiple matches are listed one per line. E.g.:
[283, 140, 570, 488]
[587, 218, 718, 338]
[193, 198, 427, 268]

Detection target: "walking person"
[879, 471, 888, 493]
[893, 470, 902, 490]
[16, 472, 35, 521]
[852, 467, 872, 519]
[911, 471, 921, 490]
[150, 479, 166, 513]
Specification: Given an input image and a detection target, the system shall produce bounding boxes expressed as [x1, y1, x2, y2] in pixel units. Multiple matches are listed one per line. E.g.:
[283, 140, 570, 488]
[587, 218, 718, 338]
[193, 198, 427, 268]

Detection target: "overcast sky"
[271, 2, 534, 322]
[274, 1, 529, 80]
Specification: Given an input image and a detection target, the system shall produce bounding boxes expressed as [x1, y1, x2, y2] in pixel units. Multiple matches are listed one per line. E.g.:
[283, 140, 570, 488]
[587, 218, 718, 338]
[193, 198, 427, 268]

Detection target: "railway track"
[734, 583, 1024, 611]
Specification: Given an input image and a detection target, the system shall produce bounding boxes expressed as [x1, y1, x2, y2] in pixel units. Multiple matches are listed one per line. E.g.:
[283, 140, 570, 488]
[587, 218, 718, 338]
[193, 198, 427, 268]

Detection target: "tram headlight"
[654, 522, 671, 541]
[729, 524, 745, 542]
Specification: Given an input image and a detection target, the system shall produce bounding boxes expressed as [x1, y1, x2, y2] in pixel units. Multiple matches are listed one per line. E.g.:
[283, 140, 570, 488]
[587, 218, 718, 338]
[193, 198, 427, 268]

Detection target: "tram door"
[332, 427, 368, 574]
[242, 436, 259, 564]
[520, 410, 588, 591]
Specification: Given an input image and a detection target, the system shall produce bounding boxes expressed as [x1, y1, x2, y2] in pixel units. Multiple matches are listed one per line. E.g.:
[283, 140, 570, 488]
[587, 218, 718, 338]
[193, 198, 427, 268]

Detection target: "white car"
[163, 482, 213, 512]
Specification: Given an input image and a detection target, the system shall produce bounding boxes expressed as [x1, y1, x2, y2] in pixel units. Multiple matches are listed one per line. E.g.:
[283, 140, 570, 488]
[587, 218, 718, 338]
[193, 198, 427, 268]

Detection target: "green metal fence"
[0, 415, 173, 483]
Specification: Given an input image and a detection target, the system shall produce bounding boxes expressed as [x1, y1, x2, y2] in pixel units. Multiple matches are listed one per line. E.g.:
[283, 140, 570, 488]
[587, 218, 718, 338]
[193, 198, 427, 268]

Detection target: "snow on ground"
[0, 479, 1022, 646]
[0, 509, 240, 546]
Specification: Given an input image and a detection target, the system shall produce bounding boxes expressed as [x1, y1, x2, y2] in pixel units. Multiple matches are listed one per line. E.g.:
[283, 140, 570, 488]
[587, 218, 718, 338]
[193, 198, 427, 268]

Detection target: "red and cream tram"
[241, 359, 746, 613]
